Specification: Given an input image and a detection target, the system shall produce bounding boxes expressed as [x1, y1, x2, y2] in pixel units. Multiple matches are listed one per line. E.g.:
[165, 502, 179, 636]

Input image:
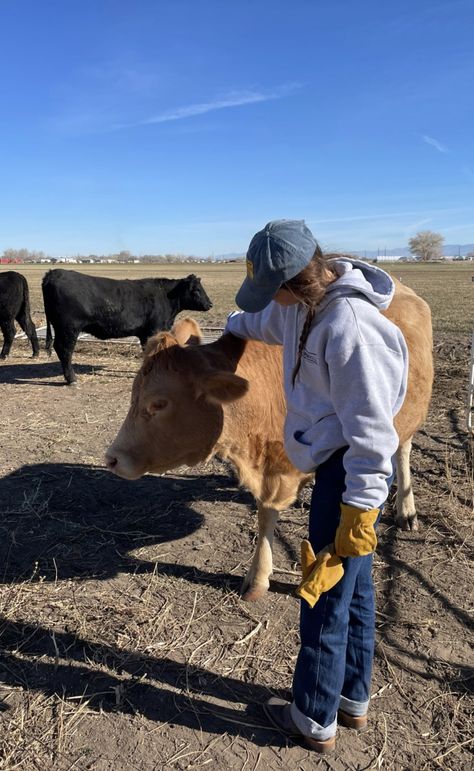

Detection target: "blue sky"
[1, 0, 473, 256]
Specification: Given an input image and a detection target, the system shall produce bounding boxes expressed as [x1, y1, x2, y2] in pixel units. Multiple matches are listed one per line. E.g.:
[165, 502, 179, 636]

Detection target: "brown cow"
[106, 281, 433, 601]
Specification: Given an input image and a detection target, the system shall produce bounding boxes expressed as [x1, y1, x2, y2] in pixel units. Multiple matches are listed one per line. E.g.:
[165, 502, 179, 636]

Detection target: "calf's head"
[105, 333, 248, 479]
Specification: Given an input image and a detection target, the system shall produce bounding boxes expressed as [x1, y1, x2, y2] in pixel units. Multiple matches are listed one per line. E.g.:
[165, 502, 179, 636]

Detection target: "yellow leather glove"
[295, 539, 344, 609]
[334, 504, 379, 558]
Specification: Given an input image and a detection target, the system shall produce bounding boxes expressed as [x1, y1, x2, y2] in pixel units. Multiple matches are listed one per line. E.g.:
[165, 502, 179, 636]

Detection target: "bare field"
[1, 260, 473, 334]
[0, 262, 473, 770]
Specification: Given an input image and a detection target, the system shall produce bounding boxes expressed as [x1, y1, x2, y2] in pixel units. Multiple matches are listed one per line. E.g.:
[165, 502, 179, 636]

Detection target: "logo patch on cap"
[246, 259, 254, 279]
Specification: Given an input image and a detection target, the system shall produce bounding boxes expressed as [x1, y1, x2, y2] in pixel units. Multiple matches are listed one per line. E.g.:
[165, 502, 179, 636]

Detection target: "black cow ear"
[199, 372, 249, 404]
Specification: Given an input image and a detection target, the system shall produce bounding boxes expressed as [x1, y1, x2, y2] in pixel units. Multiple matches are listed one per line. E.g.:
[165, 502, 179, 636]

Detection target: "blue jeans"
[291, 447, 392, 741]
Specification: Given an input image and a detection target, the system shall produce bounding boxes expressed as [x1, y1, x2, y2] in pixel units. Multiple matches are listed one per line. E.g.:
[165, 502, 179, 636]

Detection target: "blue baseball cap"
[235, 219, 318, 312]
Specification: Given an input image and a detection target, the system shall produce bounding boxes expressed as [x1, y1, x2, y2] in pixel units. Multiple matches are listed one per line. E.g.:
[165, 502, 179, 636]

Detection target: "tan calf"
[106, 282, 433, 600]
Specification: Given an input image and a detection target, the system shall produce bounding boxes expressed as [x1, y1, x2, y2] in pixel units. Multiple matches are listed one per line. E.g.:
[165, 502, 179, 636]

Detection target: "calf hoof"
[66, 379, 78, 387]
[0, 354, 7, 360]
[396, 512, 419, 531]
[240, 576, 269, 602]
[31, 352, 40, 358]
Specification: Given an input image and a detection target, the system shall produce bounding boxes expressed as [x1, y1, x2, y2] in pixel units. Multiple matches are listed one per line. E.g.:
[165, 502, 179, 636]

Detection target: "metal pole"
[468, 326, 474, 433]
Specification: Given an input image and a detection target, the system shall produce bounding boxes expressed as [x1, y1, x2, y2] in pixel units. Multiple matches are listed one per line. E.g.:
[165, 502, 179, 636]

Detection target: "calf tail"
[45, 316, 53, 354]
[17, 278, 40, 357]
[42, 275, 54, 354]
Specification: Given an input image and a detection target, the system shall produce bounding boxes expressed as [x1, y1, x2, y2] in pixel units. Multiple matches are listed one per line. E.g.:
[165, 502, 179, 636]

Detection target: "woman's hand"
[295, 540, 344, 608]
[335, 504, 379, 557]
[296, 504, 379, 607]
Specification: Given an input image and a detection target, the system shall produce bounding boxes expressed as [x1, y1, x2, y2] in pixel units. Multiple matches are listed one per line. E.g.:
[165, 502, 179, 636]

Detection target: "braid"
[292, 306, 315, 385]
[282, 245, 338, 385]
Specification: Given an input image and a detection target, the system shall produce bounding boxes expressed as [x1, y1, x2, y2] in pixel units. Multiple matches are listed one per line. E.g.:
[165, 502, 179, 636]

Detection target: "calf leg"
[240, 504, 279, 601]
[395, 437, 418, 531]
[53, 329, 79, 384]
[0, 320, 16, 359]
[16, 309, 39, 357]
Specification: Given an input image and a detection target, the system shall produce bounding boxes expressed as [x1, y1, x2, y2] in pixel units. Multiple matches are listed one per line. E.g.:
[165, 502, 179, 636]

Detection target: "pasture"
[0, 262, 472, 770]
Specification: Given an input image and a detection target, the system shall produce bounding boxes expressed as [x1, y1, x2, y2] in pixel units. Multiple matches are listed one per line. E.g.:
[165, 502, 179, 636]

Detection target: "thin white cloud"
[403, 217, 432, 238]
[309, 206, 466, 226]
[422, 134, 449, 153]
[114, 83, 301, 130]
[441, 221, 474, 233]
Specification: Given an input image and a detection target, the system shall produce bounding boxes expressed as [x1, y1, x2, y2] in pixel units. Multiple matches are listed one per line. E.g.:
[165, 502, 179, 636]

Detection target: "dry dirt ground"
[0, 334, 472, 770]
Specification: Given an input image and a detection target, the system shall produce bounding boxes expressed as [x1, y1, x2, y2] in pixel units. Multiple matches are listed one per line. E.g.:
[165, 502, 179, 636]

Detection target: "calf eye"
[147, 398, 169, 415]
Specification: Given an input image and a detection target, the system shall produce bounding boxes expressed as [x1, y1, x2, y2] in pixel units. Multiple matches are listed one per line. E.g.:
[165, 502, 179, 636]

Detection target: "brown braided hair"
[282, 245, 338, 385]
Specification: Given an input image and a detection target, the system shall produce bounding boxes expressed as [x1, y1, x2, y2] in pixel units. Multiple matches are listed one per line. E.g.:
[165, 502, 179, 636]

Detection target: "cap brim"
[235, 276, 280, 313]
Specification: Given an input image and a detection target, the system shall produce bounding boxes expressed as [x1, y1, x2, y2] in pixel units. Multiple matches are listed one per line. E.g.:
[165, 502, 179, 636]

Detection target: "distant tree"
[408, 231, 444, 261]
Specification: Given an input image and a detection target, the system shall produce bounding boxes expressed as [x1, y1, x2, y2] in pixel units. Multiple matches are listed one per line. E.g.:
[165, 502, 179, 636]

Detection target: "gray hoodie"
[225, 259, 409, 510]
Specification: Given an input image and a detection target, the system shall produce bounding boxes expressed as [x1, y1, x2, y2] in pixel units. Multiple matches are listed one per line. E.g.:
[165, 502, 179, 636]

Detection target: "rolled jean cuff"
[339, 694, 369, 717]
[290, 701, 337, 741]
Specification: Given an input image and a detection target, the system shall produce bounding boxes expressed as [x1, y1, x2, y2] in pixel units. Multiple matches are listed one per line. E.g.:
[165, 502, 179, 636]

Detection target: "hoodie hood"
[321, 258, 394, 311]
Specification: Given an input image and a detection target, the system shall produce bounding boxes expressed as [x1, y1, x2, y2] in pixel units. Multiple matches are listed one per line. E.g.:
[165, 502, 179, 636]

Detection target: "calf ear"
[171, 317, 203, 346]
[143, 332, 177, 359]
[199, 372, 249, 404]
[142, 332, 178, 373]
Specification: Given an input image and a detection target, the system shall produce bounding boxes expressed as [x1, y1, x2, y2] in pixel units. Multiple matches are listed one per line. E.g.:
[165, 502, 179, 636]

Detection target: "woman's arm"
[224, 301, 287, 345]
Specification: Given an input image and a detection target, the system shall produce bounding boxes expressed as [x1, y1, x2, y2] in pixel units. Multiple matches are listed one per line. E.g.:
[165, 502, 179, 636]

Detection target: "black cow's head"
[168, 274, 212, 312]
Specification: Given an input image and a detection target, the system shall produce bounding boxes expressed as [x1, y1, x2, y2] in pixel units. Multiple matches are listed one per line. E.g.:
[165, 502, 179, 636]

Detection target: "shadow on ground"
[0, 616, 289, 747]
[0, 360, 102, 385]
[0, 462, 262, 592]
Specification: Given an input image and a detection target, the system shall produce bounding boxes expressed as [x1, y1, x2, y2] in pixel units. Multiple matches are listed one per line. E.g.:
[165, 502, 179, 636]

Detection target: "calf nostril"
[105, 454, 118, 469]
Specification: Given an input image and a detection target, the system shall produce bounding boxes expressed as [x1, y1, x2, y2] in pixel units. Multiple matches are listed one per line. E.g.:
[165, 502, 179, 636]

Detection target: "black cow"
[0, 271, 39, 359]
[42, 269, 212, 384]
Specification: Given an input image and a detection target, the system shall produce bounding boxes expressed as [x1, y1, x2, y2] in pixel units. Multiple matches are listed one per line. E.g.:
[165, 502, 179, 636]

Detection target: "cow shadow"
[0, 360, 102, 385]
[0, 462, 288, 596]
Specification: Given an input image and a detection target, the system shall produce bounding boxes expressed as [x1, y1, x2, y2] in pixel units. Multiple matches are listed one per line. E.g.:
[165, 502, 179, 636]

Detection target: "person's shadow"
[0, 615, 290, 747]
[0, 462, 295, 748]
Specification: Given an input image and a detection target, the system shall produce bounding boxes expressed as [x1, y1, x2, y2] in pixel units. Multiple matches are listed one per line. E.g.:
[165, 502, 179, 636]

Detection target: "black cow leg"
[0, 320, 16, 359]
[53, 332, 79, 384]
[16, 310, 40, 358]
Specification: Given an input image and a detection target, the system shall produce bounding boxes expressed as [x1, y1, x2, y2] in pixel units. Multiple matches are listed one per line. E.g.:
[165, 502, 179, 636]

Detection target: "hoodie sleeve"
[326, 335, 407, 510]
[224, 302, 286, 345]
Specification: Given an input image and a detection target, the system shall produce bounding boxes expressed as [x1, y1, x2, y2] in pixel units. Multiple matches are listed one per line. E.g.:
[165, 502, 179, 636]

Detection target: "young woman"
[225, 219, 408, 754]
